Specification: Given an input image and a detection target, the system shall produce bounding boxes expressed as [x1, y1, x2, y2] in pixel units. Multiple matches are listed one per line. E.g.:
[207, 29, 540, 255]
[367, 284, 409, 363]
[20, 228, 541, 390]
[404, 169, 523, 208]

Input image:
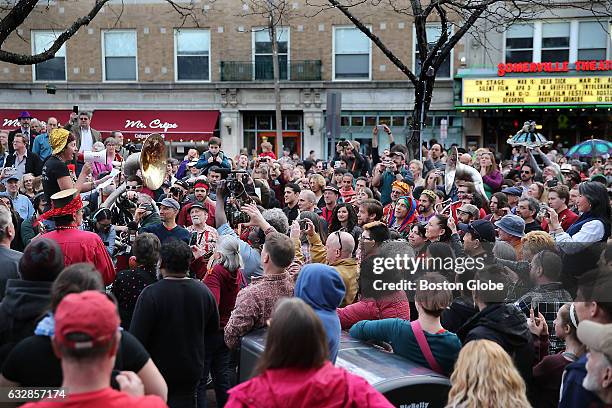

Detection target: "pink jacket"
[226, 361, 393, 408]
[337, 291, 411, 330]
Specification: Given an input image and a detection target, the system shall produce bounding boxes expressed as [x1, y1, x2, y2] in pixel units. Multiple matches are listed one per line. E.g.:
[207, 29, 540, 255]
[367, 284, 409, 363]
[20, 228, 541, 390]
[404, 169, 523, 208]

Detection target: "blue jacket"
[294, 264, 345, 363]
[559, 354, 603, 408]
[32, 133, 52, 161]
[196, 150, 231, 175]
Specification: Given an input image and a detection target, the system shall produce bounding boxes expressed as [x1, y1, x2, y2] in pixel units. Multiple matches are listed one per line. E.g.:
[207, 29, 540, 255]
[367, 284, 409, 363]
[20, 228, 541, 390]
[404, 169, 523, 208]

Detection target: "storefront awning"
[0, 109, 72, 131]
[92, 110, 219, 142]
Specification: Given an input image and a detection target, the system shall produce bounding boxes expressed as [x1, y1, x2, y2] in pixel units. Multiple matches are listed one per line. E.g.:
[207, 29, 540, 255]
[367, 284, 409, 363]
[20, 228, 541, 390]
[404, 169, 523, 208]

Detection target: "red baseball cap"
[55, 291, 120, 349]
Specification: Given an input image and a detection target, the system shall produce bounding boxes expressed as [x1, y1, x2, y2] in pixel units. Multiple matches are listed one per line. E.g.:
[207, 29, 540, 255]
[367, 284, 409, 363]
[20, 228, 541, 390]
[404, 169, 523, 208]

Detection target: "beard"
[582, 372, 601, 393]
[418, 204, 428, 213]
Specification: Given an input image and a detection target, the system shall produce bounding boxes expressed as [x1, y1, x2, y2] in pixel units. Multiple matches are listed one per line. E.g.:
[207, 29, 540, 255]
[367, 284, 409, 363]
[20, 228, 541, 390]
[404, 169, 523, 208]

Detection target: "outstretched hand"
[241, 203, 265, 227]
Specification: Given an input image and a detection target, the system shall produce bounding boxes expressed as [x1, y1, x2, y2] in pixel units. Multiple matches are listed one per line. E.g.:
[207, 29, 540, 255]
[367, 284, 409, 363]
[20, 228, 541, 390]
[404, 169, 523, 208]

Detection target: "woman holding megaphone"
[41, 128, 111, 199]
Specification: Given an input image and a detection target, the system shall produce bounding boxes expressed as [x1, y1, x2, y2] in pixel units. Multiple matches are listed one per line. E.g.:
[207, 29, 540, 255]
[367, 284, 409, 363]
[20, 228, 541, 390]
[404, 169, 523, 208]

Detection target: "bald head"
[325, 231, 355, 264]
[459, 153, 472, 165]
[299, 190, 316, 212]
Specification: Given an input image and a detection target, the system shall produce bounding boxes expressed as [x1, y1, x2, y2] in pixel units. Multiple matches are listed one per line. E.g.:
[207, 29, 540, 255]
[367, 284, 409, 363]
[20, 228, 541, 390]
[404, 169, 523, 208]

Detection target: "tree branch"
[327, 0, 418, 85]
[0, 0, 39, 44]
[0, 0, 111, 64]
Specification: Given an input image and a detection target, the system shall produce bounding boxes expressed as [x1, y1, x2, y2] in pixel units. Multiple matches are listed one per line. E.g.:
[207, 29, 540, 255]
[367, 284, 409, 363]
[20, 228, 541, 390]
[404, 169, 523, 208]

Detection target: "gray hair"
[92, 141, 105, 152]
[521, 196, 540, 215]
[78, 111, 92, 119]
[262, 208, 289, 234]
[493, 240, 517, 262]
[300, 189, 316, 204]
[216, 235, 242, 272]
[0, 206, 13, 241]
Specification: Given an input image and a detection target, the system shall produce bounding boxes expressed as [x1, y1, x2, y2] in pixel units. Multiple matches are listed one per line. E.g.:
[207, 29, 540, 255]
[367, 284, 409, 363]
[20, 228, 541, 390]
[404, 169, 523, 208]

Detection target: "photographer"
[215, 180, 288, 283]
[541, 184, 578, 232]
[333, 140, 366, 179]
[90, 207, 117, 257]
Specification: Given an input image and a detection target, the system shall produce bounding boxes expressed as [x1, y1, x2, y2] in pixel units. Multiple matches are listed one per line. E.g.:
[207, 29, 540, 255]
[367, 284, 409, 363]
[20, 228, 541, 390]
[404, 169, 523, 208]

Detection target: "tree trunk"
[408, 77, 434, 161]
[269, 18, 283, 157]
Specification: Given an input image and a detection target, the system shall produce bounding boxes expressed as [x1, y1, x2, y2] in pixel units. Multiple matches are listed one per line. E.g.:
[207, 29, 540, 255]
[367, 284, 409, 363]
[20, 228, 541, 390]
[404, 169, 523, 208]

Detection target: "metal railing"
[220, 60, 322, 81]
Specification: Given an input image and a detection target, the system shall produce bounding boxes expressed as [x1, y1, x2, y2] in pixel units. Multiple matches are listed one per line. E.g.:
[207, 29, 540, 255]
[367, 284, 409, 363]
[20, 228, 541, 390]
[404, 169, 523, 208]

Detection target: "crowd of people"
[0, 111, 610, 408]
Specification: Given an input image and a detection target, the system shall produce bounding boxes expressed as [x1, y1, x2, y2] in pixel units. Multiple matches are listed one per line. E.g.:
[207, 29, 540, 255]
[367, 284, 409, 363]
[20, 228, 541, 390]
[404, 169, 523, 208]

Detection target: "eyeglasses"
[126, 185, 140, 190]
[521, 171, 531, 174]
[334, 231, 343, 253]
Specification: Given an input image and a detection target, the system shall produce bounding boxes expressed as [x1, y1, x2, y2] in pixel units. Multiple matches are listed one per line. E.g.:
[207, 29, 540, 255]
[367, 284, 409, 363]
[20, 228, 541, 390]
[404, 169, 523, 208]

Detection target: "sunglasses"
[126, 185, 140, 190]
[521, 171, 531, 174]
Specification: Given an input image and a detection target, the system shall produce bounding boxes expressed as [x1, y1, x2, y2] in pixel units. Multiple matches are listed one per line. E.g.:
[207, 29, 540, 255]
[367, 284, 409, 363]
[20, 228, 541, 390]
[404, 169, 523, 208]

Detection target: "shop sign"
[462, 76, 612, 105]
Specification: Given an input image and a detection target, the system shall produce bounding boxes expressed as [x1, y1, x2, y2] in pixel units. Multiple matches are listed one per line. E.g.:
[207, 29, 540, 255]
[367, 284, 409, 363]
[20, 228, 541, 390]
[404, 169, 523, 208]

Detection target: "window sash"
[176, 29, 210, 55]
[105, 56, 137, 80]
[335, 28, 369, 54]
[33, 31, 66, 57]
[104, 31, 137, 57]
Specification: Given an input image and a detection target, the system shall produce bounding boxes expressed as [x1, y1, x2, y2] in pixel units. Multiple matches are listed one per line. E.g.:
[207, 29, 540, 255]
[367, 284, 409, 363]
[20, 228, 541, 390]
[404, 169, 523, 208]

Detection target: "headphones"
[91, 207, 112, 224]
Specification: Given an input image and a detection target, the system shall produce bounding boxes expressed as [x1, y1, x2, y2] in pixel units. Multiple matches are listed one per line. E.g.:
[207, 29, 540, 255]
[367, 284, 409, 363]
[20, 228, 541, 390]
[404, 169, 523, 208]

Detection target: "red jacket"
[226, 361, 393, 408]
[203, 264, 244, 328]
[337, 291, 411, 330]
[40, 228, 115, 285]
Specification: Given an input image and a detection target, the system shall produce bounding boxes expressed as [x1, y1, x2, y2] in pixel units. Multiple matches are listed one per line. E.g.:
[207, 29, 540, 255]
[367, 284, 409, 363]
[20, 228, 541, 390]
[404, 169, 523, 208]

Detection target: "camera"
[298, 219, 308, 230]
[220, 173, 252, 227]
[546, 178, 559, 188]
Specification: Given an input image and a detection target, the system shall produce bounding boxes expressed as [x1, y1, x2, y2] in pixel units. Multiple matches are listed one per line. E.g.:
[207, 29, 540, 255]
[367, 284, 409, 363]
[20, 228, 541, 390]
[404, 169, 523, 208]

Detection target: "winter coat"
[0, 279, 52, 366]
[457, 303, 534, 392]
[294, 264, 345, 363]
[226, 361, 393, 408]
[337, 291, 410, 330]
[195, 150, 231, 175]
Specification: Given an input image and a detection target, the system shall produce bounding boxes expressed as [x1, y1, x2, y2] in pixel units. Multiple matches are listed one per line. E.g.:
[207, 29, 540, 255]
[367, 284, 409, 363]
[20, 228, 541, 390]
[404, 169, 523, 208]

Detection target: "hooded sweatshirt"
[294, 264, 345, 363]
[457, 303, 534, 391]
[226, 361, 393, 408]
[0, 279, 52, 365]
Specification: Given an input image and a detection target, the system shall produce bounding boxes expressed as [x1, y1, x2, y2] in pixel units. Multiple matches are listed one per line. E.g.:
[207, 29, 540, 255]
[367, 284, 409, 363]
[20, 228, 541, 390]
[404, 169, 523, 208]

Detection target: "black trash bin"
[239, 330, 450, 408]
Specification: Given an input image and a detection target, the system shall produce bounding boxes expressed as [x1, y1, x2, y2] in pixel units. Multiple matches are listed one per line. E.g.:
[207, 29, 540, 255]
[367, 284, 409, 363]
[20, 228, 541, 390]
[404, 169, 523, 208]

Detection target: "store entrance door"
[257, 131, 302, 157]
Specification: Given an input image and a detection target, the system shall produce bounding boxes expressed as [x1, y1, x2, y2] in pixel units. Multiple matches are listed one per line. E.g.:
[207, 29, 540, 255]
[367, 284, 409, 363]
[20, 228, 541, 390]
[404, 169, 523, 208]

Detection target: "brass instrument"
[444, 146, 488, 201]
[102, 133, 167, 209]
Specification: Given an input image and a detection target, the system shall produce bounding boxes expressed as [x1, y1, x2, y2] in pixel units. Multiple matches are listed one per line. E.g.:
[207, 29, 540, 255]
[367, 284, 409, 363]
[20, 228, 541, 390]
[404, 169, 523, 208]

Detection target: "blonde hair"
[446, 340, 532, 408]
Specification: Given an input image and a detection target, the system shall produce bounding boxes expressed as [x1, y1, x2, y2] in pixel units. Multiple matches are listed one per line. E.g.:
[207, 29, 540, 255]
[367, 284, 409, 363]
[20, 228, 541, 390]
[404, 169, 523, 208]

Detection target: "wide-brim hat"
[18, 111, 32, 119]
[495, 214, 525, 238]
[50, 188, 80, 209]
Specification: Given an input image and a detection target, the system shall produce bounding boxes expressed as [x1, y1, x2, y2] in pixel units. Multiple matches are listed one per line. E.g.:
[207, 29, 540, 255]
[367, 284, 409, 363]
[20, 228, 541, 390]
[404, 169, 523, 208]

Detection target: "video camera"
[217, 169, 252, 227]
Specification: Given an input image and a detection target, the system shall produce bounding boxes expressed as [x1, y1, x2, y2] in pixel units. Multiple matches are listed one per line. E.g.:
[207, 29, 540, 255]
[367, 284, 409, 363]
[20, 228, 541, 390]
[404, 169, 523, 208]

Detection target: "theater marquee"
[461, 76, 612, 106]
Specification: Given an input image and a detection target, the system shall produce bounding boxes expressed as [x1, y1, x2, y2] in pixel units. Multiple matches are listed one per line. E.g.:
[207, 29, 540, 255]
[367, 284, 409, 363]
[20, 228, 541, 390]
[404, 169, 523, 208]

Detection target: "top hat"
[50, 188, 79, 209]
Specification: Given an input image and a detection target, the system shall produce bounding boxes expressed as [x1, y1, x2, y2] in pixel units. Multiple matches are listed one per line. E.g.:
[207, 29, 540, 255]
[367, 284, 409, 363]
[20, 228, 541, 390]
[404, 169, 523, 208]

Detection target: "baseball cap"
[465, 219, 496, 243]
[187, 160, 198, 167]
[189, 202, 208, 213]
[160, 197, 180, 211]
[458, 203, 479, 219]
[54, 291, 120, 349]
[560, 163, 573, 173]
[577, 320, 612, 361]
[501, 186, 523, 197]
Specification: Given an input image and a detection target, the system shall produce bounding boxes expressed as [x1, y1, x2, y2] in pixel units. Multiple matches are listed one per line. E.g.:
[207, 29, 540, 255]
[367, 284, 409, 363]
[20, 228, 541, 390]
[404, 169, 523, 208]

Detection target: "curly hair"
[446, 340, 531, 408]
[262, 208, 289, 234]
[521, 230, 556, 260]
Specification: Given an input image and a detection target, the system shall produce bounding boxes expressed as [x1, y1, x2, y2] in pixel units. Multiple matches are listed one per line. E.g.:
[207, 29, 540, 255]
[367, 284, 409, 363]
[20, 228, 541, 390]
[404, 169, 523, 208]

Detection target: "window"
[505, 24, 534, 63]
[414, 25, 453, 78]
[578, 21, 608, 60]
[253, 28, 289, 80]
[103, 30, 137, 81]
[541, 22, 570, 62]
[333, 27, 371, 80]
[175, 29, 210, 81]
[32, 31, 66, 81]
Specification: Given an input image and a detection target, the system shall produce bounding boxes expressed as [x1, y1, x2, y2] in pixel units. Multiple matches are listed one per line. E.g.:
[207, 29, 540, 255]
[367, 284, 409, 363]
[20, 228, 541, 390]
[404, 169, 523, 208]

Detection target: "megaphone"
[78, 150, 108, 165]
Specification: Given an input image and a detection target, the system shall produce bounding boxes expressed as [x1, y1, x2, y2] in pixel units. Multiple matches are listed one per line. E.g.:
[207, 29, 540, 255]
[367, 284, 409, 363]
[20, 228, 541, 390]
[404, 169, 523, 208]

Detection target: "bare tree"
[0, 0, 199, 64]
[312, 0, 610, 159]
[241, 0, 295, 156]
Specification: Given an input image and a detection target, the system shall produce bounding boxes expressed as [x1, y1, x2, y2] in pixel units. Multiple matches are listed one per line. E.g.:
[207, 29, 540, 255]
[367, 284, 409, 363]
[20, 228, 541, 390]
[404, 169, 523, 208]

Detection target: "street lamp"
[223, 116, 233, 135]
[419, 66, 435, 161]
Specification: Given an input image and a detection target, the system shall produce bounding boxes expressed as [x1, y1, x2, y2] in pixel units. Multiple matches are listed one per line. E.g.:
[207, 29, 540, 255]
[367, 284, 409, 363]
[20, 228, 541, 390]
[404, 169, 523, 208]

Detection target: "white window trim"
[101, 29, 138, 83]
[173, 28, 212, 83]
[502, 19, 610, 64]
[411, 24, 454, 80]
[332, 25, 372, 82]
[31, 30, 67, 82]
[251, 27, 291, 80]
